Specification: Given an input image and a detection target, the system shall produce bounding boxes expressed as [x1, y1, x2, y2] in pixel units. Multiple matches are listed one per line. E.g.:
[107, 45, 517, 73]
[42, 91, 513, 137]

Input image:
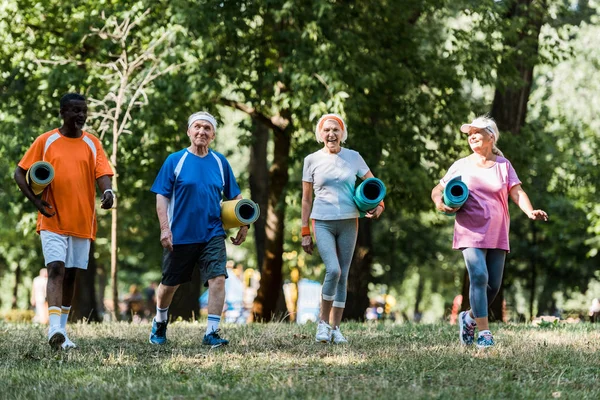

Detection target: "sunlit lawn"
[1, 321, 599, 399]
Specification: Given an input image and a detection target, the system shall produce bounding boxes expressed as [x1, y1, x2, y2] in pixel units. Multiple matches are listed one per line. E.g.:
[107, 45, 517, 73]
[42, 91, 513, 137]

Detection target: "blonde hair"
[315, 114, 348, 143]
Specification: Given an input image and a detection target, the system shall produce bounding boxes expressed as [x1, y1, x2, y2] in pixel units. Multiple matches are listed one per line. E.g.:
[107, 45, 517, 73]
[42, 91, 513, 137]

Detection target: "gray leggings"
[462, 248, 506, 318]
[314, 218, 358, 308]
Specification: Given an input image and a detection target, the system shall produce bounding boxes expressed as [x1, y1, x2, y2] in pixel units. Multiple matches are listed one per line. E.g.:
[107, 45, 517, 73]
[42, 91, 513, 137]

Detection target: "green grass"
[1, 321, 599, 399]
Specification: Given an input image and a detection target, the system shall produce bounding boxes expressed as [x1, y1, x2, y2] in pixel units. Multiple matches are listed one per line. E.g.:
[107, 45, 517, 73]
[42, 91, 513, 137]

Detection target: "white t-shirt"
[302, 148, 370, 220]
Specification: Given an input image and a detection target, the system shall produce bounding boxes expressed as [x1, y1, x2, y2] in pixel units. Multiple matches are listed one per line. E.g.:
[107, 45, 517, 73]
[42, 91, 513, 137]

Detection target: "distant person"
[301, 113, 384, 344]
[31, 268, 49, 324]
[431, 115, 547, 348]
[149, 111, 248, 347]
[143, 282, 157, 319]
[590, 298, 600, 323]
[15, 93, 114, 350]
[124, 284, 144, 322]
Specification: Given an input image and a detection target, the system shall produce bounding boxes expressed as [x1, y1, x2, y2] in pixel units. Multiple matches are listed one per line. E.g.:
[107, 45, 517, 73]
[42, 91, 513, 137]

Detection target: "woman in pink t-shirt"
[431, 116, 548, 348]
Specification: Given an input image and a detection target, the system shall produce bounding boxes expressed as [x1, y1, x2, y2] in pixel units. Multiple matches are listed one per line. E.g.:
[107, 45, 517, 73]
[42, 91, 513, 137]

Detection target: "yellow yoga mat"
[26, 161, 55, 195]
[221, 199, 260, 230]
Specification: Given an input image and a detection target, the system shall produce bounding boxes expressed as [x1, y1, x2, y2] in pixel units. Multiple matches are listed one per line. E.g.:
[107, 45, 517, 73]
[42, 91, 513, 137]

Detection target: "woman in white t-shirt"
[301, 113, 384, 344]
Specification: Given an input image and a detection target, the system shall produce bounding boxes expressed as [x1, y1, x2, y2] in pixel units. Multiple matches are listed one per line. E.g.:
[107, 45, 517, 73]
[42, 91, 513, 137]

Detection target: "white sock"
[465, 311, 476, 325]
[155, 307, 169, 323]
[479, 330, 492, 337]
[61, 306, 71, 329]
[48, 306, 61, 327]
[206, 314, 221, 335]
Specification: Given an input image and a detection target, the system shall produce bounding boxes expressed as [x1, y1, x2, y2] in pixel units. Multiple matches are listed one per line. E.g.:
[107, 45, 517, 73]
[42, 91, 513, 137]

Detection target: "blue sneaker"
[458, 311, 476, 346]
[476, 332, 495, 348]
[149, 318, 168, 345]
[202, 329, 229, 348]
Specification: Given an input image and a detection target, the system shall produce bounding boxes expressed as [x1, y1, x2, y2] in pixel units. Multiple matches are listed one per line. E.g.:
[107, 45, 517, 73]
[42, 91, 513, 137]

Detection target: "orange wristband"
[379, 200, 385, 211]
[301, 226, 311, 237]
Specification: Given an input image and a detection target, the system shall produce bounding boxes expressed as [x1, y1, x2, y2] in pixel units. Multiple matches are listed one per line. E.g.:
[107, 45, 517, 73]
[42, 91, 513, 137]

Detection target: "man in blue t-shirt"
[149, 111, 249, 347]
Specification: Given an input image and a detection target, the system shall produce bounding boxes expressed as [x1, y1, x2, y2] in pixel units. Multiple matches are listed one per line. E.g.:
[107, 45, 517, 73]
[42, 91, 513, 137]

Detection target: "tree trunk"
[251, 118, 291, 322]
[249, 119, 270, 271]
[344, 219, 373, 321]
[12, 264, 20, 309]
[72, 241, 100, 322]
[169, 266, 201, 321]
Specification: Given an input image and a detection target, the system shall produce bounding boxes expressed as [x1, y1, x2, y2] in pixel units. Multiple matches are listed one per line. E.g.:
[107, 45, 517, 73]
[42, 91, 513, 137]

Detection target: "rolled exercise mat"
[26, 161, 55, 195]
[221, 199, 261, 230]
[442, 176, 469, 216]
[353, 177, 387, 215]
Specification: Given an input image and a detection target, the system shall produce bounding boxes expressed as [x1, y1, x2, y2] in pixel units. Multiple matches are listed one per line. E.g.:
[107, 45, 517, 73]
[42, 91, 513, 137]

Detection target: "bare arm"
[359, 171, 384, 219]
[301, 181, 314, 255]
[13, 166, 55, 217]
[509, 184, 548, 221]
[96, 175, 114, 210]
[431, 183, 459, 214]
[230, 193, 248, 246]
[156, 194, 173, 251]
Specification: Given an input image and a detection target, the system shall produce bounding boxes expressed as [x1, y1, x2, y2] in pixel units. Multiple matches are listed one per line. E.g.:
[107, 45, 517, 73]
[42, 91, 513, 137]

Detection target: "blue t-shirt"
[151, 149, 241, 245]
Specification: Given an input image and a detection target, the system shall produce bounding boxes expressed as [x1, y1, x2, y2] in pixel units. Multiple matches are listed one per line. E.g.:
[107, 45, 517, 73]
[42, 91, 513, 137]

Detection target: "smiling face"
[60, 99, 88, 131]
[467, 127, 494, 153]
[187, 120, 215, 148]
[319, 119, 343, 153]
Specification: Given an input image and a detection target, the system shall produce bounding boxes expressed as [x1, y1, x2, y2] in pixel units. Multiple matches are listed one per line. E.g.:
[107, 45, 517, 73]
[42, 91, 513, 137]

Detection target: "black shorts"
[161, 235, 228, 287]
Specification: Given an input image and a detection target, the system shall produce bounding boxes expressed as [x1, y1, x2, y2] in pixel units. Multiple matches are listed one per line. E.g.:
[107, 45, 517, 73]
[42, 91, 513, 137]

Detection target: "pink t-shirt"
[440, 156, 521, 251]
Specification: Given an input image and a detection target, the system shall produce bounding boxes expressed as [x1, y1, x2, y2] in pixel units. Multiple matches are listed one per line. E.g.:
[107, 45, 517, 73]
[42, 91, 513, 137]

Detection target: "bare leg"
[207, 276, 226, 316]
[156, 283, 180, 308]
[320, 299, 333, 323]
[330, 307, 344, 328]
[61, 268, 78, 307]
[46, 261, 65, 307]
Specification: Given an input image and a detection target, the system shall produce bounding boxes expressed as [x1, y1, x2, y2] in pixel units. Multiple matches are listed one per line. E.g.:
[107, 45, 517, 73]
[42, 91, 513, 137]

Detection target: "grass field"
[1, 321, 599, 399]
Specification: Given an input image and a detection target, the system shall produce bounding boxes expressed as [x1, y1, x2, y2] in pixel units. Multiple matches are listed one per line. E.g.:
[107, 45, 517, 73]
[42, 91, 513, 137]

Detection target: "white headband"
[187, 112, 217, 131]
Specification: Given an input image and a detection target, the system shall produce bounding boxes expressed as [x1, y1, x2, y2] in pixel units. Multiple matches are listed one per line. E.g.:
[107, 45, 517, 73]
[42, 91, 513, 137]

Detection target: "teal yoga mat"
[353, 177, 387, 216]
[442, 176, 469, 216]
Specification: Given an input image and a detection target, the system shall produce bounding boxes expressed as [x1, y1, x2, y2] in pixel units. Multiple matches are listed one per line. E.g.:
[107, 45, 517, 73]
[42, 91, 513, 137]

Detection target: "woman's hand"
[528, 209, 548, 221]
[435, 200, 459, 214]
[366, 204, 384, 219]
[301, 235, 313, 255]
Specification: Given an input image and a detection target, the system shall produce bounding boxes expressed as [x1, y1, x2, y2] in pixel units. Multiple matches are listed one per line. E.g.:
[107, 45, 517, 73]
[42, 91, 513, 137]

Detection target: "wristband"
[378, 200, 385, 211]
[301, 226, 311, 237]
[103, 189, 115, 197]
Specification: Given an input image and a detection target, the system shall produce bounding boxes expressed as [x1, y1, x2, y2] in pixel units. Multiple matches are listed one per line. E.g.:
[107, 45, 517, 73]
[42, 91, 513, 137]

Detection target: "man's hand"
[230, 225, 249, 245]
[33, 198, 55, 217]
[160, 227, 173, 252]
[101, 190, 114, 209]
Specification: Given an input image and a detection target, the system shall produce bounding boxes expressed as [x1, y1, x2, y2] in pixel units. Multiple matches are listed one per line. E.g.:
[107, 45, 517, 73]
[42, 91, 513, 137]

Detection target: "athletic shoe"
[315, 321, 332, 343]
[476, 332, 495, 348]
[149, 318, 168, 345]
[202, 329, 229, 348]
[331, 328, 348, 344]
[62, 334, 77, 350]
[458, 311, 476, 346]
[48, 326, 66, 350]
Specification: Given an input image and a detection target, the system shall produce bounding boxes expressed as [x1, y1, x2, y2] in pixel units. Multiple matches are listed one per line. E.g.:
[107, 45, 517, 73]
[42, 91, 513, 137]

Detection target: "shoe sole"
[48, 332, 65, 350]
[149, 337, 167, 345]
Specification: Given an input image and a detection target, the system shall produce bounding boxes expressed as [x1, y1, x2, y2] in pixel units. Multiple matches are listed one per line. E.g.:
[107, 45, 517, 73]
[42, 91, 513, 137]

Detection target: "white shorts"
[40, 230, 91, 269]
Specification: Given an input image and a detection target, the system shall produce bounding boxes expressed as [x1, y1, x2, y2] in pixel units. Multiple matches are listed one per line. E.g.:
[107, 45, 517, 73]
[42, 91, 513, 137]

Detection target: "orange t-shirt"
[18, 129, 114, 240]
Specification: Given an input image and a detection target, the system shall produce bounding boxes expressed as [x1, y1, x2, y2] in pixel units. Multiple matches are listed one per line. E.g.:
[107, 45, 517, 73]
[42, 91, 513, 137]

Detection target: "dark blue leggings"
[462, 248, 506, 318]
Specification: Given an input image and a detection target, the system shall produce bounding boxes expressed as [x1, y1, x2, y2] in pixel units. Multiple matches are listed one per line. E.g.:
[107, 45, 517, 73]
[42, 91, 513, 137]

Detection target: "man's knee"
[208, 275, 226, 290]
[47, 261, 65, 280]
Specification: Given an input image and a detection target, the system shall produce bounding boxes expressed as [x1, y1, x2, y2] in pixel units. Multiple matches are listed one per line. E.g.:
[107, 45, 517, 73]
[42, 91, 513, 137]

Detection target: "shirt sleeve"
[150, 155, 176, 198]
[506, 160, 522, 190]
[354, 151, 370, 177]
[18, 135, 45, 170]
[440, 160, 462, 187]
[222, 156, 241, 200]
[302, 155, 313, 183]
[93, 137, 114, 179]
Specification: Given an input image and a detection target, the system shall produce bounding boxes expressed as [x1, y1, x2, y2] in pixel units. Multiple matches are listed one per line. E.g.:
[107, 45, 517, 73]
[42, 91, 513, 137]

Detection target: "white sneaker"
[315, 321, 332, 343]
[331, 328, 348, 344]
[47, 326, 66, 350]
[62, 334, 77, 350]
